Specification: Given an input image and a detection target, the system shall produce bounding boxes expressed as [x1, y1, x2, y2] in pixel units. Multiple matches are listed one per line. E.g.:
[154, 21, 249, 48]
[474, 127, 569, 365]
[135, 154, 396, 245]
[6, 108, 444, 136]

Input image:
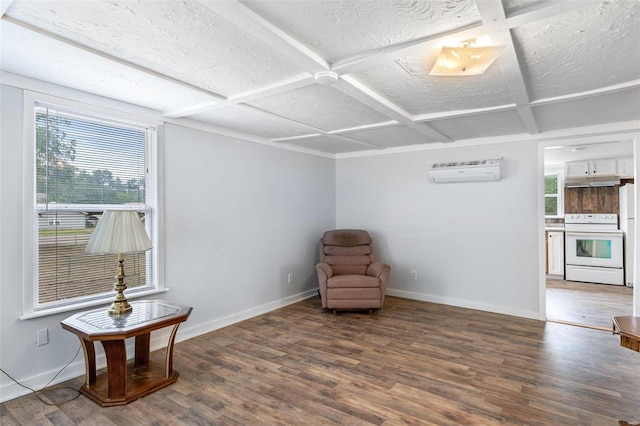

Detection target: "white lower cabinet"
[547, 231, 565, 277]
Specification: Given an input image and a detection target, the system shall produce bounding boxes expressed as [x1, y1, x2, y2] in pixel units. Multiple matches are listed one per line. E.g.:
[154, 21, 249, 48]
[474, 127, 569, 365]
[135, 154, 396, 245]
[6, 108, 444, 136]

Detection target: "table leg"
[79, 338, 96, 386]
[165, 323, 181, 378]
[100, 339, 127, 399]
[135, 333, 150, 366]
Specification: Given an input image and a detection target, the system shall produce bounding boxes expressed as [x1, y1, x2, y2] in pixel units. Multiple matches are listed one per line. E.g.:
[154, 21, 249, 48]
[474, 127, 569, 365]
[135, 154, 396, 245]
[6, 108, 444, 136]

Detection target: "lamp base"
[108, 254, 132, 316]
[108, 299, 132, 315]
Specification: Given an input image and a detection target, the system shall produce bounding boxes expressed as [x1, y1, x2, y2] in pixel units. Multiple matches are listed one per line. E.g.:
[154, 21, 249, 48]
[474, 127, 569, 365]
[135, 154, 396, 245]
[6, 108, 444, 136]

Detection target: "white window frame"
[544, 168, 564, 219]
[21, 91, 166, 319]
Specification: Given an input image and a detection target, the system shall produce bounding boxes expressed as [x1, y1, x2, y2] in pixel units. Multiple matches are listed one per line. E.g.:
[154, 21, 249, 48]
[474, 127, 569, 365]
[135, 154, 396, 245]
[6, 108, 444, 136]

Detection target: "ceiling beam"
[0, 0, 14, 18]
[335, 76, 451, 142]
[476, 0, 539, 134]
[195, 0, 445, 146]
[328, 120, 399, 135]
[496, 1, 589, 32]
[332, 21, 486, 76]
[332, 0, 588, 77]
[327, 133, 384, 150]
[241, 104, 383, 149]
[240, 104, 330, 135]
[165, 75, 315, 118]
[164, 101, 221, 119]
[167, 0, 326, 119]
[271, 133, 321, 142]
[412, 104, 516, 122]
[201, 0, 329, 73]
[238, 104, 386, 149]
[236, 104, 382, 149]
[227, 75, 315, 105]
[532, 80, 640, 106]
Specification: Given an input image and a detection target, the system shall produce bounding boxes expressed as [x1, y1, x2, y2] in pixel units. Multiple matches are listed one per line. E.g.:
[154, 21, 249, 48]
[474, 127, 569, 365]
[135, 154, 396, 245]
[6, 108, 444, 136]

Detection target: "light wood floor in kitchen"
[546, 278, 634, 330]
[2, 295, 640, 425]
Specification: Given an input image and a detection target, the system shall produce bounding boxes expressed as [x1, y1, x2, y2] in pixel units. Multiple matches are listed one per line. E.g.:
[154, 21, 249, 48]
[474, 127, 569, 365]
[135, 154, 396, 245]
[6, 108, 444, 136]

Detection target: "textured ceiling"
[1, 0, 639, 155]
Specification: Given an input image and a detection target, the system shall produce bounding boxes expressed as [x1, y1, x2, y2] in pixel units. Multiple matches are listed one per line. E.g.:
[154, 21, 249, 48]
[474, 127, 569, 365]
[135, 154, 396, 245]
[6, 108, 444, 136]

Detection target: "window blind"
[34, 103, 154, 308]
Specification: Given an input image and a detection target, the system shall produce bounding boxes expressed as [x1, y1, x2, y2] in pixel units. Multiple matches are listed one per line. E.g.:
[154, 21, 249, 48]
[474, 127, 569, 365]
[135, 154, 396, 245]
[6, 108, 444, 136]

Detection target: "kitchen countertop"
[545, 224, 565, 232]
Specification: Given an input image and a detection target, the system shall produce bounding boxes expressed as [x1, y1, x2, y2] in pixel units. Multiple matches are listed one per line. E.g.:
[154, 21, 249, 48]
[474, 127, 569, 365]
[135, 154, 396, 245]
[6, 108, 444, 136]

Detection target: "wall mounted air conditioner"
[428, 157, 503, 183]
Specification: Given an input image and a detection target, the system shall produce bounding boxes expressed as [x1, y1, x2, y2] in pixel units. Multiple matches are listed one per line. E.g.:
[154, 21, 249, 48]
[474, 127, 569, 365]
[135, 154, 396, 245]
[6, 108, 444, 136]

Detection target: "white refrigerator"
[620, 183, 635, 287]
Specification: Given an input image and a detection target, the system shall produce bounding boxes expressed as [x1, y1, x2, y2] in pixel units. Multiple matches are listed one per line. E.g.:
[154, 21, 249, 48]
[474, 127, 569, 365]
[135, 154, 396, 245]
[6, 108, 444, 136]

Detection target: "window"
[26, 95, 159, 314]
[544, 171, 563, 218]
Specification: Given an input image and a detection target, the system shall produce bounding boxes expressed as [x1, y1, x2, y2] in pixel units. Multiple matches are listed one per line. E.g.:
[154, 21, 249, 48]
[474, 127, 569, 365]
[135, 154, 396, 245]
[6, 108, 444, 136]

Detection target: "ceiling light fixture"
[429, 37, 505, 76]
[314, 71, 339, 85]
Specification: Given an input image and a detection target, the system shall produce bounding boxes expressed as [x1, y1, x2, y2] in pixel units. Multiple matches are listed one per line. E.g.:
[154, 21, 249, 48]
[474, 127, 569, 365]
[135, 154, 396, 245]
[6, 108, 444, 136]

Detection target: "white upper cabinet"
[617, 157, 635, 178]
[565, 158, 619, 178]
[565, 161, 590, 177]
[591, 158, 617, 176]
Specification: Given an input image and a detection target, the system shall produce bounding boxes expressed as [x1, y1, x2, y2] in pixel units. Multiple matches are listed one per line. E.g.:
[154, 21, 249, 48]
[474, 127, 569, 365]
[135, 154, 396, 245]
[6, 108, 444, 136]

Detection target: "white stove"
[564, 213, 620, 232]
[564, 213, 623, 285]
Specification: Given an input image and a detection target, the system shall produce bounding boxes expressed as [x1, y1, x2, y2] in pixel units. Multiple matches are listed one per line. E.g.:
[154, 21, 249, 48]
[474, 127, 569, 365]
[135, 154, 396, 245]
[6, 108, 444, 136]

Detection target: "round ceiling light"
[314, 71, 339, 85]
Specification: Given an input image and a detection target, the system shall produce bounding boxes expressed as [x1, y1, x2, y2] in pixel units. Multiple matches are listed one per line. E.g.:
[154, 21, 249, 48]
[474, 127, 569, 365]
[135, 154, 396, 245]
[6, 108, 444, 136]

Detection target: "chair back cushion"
[320, 229, 374, 275]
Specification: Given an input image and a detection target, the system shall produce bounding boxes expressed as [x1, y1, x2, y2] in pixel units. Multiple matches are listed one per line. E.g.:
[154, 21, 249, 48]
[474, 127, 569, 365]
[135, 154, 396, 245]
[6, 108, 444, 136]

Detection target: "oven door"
[565, 231, 623, 268]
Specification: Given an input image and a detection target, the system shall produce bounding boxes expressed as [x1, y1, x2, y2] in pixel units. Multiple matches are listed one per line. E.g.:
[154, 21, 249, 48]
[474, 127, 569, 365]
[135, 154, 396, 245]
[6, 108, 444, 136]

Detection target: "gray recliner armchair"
[315, 229, 391, 313]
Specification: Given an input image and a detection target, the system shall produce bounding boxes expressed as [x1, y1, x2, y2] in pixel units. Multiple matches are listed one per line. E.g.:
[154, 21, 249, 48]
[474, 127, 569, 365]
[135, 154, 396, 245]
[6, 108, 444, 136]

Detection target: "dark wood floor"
[2, 296, 640, 425]
[547, 279, 634, 329]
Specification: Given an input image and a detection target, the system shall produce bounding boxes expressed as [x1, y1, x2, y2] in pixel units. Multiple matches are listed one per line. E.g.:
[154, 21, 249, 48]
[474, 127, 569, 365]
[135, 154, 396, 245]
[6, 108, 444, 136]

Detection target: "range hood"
[565, 175, 621, 188]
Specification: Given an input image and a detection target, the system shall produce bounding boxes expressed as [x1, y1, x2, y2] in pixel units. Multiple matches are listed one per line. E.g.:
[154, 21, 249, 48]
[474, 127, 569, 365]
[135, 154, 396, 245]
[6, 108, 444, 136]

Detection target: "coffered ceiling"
[1, 0, 639, 155]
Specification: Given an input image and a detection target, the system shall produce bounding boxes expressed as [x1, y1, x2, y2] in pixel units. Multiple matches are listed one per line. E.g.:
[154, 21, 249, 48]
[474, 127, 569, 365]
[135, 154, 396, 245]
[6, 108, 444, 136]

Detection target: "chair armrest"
[315, 263, 333, 309]
[315, 262, 333, 279]
[368, 262, 391, 308]
[367, 262, 390, 278]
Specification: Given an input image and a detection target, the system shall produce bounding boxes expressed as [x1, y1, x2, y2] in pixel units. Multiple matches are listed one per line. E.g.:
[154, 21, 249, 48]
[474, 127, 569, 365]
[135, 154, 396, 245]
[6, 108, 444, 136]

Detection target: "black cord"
[0, 344, 82, 406]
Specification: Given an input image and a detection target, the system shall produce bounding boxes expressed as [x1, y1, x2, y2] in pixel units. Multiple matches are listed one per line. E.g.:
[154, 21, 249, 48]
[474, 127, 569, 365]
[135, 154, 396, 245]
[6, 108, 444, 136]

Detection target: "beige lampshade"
[429, 43, 504, 76]
[85, 210, 152, 254]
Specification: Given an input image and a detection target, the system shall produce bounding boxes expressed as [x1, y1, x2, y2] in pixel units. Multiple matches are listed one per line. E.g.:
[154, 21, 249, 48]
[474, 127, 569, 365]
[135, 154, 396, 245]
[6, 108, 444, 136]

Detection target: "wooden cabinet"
[547, 231, 564, 277]
[617, 157, 634, 178]
[565, 159, 618, 178]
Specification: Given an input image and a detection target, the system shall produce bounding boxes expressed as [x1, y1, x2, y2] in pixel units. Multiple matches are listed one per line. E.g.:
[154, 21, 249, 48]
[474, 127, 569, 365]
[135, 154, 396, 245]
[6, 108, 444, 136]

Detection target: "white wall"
[635, 139, 640, 314]
[336, 142, 541, 318]
[0, 84, 335, 401]
[161, 123, 335, 329]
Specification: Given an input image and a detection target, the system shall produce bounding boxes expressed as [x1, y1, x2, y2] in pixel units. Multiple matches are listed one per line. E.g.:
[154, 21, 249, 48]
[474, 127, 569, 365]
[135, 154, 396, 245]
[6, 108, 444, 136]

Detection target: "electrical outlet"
[37, 328, 49, 346]
[287, 272, 294, 284]
[410, 270, 418, 281]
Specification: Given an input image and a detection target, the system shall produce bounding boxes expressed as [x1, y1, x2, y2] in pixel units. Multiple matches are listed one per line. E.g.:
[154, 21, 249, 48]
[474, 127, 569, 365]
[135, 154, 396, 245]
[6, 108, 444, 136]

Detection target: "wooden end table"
[612, 316, 640, 352]
[61, 300, 192, 406]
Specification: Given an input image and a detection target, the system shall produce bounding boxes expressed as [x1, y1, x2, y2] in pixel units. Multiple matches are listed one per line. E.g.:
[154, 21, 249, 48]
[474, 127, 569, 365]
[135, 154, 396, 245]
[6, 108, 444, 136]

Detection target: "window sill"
[19, 288, 170, 320]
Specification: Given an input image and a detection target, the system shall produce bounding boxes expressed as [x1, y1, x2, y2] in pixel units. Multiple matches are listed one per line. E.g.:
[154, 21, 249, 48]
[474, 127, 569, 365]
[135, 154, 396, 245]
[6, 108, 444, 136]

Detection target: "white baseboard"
[175, 288, 318, 343]
[386, 288, 542, 321]
[0, 289, 319, 404]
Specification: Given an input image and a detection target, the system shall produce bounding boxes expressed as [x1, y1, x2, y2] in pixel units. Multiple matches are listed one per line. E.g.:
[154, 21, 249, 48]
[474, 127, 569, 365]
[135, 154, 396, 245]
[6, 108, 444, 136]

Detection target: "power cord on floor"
[0, 344, 82, 406]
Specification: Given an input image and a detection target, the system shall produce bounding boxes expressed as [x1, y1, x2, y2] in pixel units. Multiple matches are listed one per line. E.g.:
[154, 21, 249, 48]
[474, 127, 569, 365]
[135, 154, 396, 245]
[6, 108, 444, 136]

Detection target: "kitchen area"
[544, 141, 635, 329]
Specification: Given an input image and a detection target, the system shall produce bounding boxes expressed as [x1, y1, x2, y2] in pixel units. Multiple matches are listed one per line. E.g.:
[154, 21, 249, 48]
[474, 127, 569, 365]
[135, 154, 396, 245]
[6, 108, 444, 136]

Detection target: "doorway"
[543, 140, 635, 330]
[546, 278, 632, 329]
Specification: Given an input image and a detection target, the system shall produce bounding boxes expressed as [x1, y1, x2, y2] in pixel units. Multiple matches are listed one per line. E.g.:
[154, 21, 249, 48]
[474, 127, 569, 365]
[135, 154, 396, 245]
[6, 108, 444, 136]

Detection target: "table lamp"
[85, 210, 152, 315]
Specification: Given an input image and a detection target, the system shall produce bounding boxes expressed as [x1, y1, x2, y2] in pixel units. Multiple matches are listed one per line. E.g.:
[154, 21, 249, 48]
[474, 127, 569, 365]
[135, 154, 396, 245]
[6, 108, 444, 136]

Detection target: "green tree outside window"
[544, 174, 561, 217]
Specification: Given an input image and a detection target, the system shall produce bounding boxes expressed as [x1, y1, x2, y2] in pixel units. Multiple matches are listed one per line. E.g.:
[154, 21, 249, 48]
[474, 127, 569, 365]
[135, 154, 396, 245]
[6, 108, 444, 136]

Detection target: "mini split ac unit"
[428, 157, 503, 183]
